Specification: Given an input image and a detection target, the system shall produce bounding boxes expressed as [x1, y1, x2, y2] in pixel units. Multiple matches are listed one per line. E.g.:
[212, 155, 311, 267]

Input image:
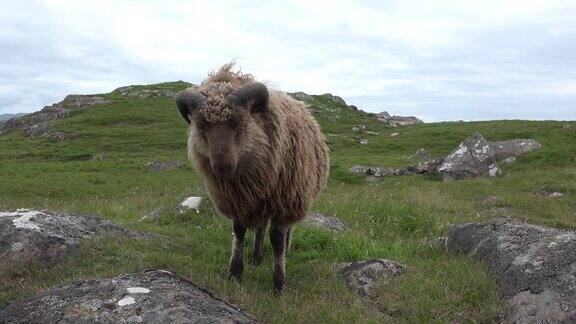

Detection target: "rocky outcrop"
[376, 111, 423, 127]
[321, 93, 347, 106]
[415, 148, 434, 161]
[446, 218, 576, 323]
[438, 133, 500, 181]
[0, 209, 150, 271]
[335, 259, 405, 297]
[0, 95, 112, 138]
[0, 270, 256, 323]
[113, 86, 186, 99]
[146, 160, 185, 172]
[488, 139, 542, 160]
[303, 212, 347, 231]
[289, 91, 312, 102]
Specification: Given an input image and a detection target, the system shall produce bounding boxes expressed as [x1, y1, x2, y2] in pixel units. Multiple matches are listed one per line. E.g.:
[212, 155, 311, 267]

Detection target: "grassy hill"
[1, 82, 575, 322]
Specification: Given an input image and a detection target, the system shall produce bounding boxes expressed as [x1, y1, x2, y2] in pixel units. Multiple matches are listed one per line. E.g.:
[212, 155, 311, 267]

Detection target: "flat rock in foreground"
[0, 270, 256, 323]
[335, 259, 405, 297]
[0, 209, 150, 271]
[446, 218, 576, 323]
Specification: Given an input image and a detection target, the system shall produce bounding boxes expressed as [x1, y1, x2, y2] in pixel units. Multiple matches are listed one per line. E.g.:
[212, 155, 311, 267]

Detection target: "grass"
[1, 83, 575, 322]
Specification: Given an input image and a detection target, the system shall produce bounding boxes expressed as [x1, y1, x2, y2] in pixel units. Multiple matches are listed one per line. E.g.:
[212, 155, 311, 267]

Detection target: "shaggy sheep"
[176, 63, 329, 293]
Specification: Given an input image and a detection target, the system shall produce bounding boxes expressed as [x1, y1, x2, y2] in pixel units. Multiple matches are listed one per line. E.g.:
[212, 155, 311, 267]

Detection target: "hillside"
[1, 82, 575, 322]
[0, 113, 27, 123]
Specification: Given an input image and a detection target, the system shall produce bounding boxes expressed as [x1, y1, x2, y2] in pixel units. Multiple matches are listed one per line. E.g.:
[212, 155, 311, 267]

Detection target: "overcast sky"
[1, 0, 575, 121]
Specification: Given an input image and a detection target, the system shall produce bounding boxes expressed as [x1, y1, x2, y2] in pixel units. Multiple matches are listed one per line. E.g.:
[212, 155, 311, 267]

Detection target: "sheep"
[176, 63, 329, 293]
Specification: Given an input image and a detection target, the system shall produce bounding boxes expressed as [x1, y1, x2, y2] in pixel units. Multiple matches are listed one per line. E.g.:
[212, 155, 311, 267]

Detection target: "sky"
[1, 0, 575, 122]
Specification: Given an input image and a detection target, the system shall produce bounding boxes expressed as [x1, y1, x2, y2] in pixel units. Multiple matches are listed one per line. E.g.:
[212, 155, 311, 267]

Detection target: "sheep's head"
[176, 82, 269, 179]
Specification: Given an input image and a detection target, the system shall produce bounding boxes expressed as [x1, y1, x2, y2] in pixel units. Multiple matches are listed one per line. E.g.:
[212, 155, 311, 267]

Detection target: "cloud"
[0, 0, 575, 121]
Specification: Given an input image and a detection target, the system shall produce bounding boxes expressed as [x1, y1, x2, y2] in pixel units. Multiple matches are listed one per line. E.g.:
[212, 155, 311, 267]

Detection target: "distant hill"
[0, 113, 27, 122]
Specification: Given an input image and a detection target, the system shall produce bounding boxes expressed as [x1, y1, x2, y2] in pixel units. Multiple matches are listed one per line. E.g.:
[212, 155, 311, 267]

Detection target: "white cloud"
[0, 0, 575, 121]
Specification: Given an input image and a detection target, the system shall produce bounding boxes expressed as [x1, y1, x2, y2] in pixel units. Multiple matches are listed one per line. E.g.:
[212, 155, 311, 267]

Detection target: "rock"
[488, 139, 542, 160]
[364, 175, 383, 183]
[349, 165, 369, 176]
[352, 126, 360, 133]
[0, 270, 256, 323]
[366, 131, 379, 136]
[563, 124, 572, 129]
[348, 105, 358, 111]
[352, 125, 366, 133]
[1, 94, 111, 138]
[303, 212, 347, 231]
[438, 133, 499, 181]
[415, 148, 434, 162]
[146, 160, 185, 172]
[0, 209, 149, 271]
[537, 190, 564, 198]
[139, 207, 169, 222]
[359, 139, 369, 145]
[446, 218, 576, 323]
[113, 85, 187, 99]
[415, 158, 444, 174]
[321, 93, 347, 106]
[289, 91, 312, 102]
[47, 132, 75, 141]
[390, 132, 400, 137]
[376, 111, 423, 127]
[180, 197, 202, 213]
[335, 259, 405, 296]
[503, 156, 516, 165]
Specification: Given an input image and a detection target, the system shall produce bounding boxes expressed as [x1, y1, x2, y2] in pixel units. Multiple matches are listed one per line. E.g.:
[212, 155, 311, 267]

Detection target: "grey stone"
[146, 160, 185, 172]
[488, 139, 542, 160]
[321, 93, 347, 106]
[335, 259, 405, 296]
[0, 270, 256, 323]
[366, 131, 379, 136]
[113, 85, 188, 99]
[438, 133, 499, 181]
[348, 165, 369, 176]
[446, 218, 576, 323]
[503, 156, 516, 165]
[415, 148, 434, 161]
[390, 132, 400, 137]
[303, 212, 347, 231]
[289, 91, 312, 101]
[359, 139, 369, 145]
[415, 158, 444, 174]
[0, 209, 151, 271]
[376, 111, 423, 127]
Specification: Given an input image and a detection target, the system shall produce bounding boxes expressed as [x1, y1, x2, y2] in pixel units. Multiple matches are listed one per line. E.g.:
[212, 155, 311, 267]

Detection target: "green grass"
[1, 83, 575, 322]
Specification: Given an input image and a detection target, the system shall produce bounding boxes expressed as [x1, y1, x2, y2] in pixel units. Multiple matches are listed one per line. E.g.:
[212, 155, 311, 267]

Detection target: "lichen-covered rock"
[0, 209, 149, 271]
[438, 133, 500, 181]
[288, 91, 312, 102]
[376, 111, 423, 127]
[488, 139, 542, 160]
[446, 218, 576, 323]
[146, 160, 185, 172]
[335, 259, 405, 296]
[0, 270, 256, 323]
[113, 85, 188, 99]
[415, 148, 434, 161]
[303, 212, 347, 231]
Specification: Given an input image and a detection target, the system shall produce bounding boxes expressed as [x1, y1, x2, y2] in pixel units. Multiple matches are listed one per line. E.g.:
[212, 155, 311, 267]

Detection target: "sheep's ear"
[229, 83, 269, 114]
[176, 90, 206, 124]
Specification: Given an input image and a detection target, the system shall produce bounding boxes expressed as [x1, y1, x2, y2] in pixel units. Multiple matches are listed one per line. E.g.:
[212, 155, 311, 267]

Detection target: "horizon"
[1, 1, 575, 122]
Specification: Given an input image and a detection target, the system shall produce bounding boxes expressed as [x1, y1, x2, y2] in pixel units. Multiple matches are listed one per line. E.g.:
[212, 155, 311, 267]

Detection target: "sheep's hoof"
[273, 283, 285, 295]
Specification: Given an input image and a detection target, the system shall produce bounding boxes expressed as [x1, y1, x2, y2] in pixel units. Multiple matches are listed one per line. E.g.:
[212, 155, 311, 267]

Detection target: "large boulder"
[0, 209, 150, 271]
[446, 218, 576, 323]
[488, 139, 542, 160]
[438, 133, 500, 181]
[0, 270, 256, 323]
[376, 111, 423, 127]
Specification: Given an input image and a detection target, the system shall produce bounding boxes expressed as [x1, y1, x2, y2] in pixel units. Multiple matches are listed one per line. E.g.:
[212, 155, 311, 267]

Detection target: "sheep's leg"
[251, 224, 265, 266]
[228, 221, 246, 280]
[285, 225, 293, 255]
[270, 223, 287, 294]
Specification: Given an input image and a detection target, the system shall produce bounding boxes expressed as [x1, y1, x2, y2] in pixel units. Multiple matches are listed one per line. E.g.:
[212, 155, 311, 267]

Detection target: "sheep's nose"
[213, 164, 234, 179]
